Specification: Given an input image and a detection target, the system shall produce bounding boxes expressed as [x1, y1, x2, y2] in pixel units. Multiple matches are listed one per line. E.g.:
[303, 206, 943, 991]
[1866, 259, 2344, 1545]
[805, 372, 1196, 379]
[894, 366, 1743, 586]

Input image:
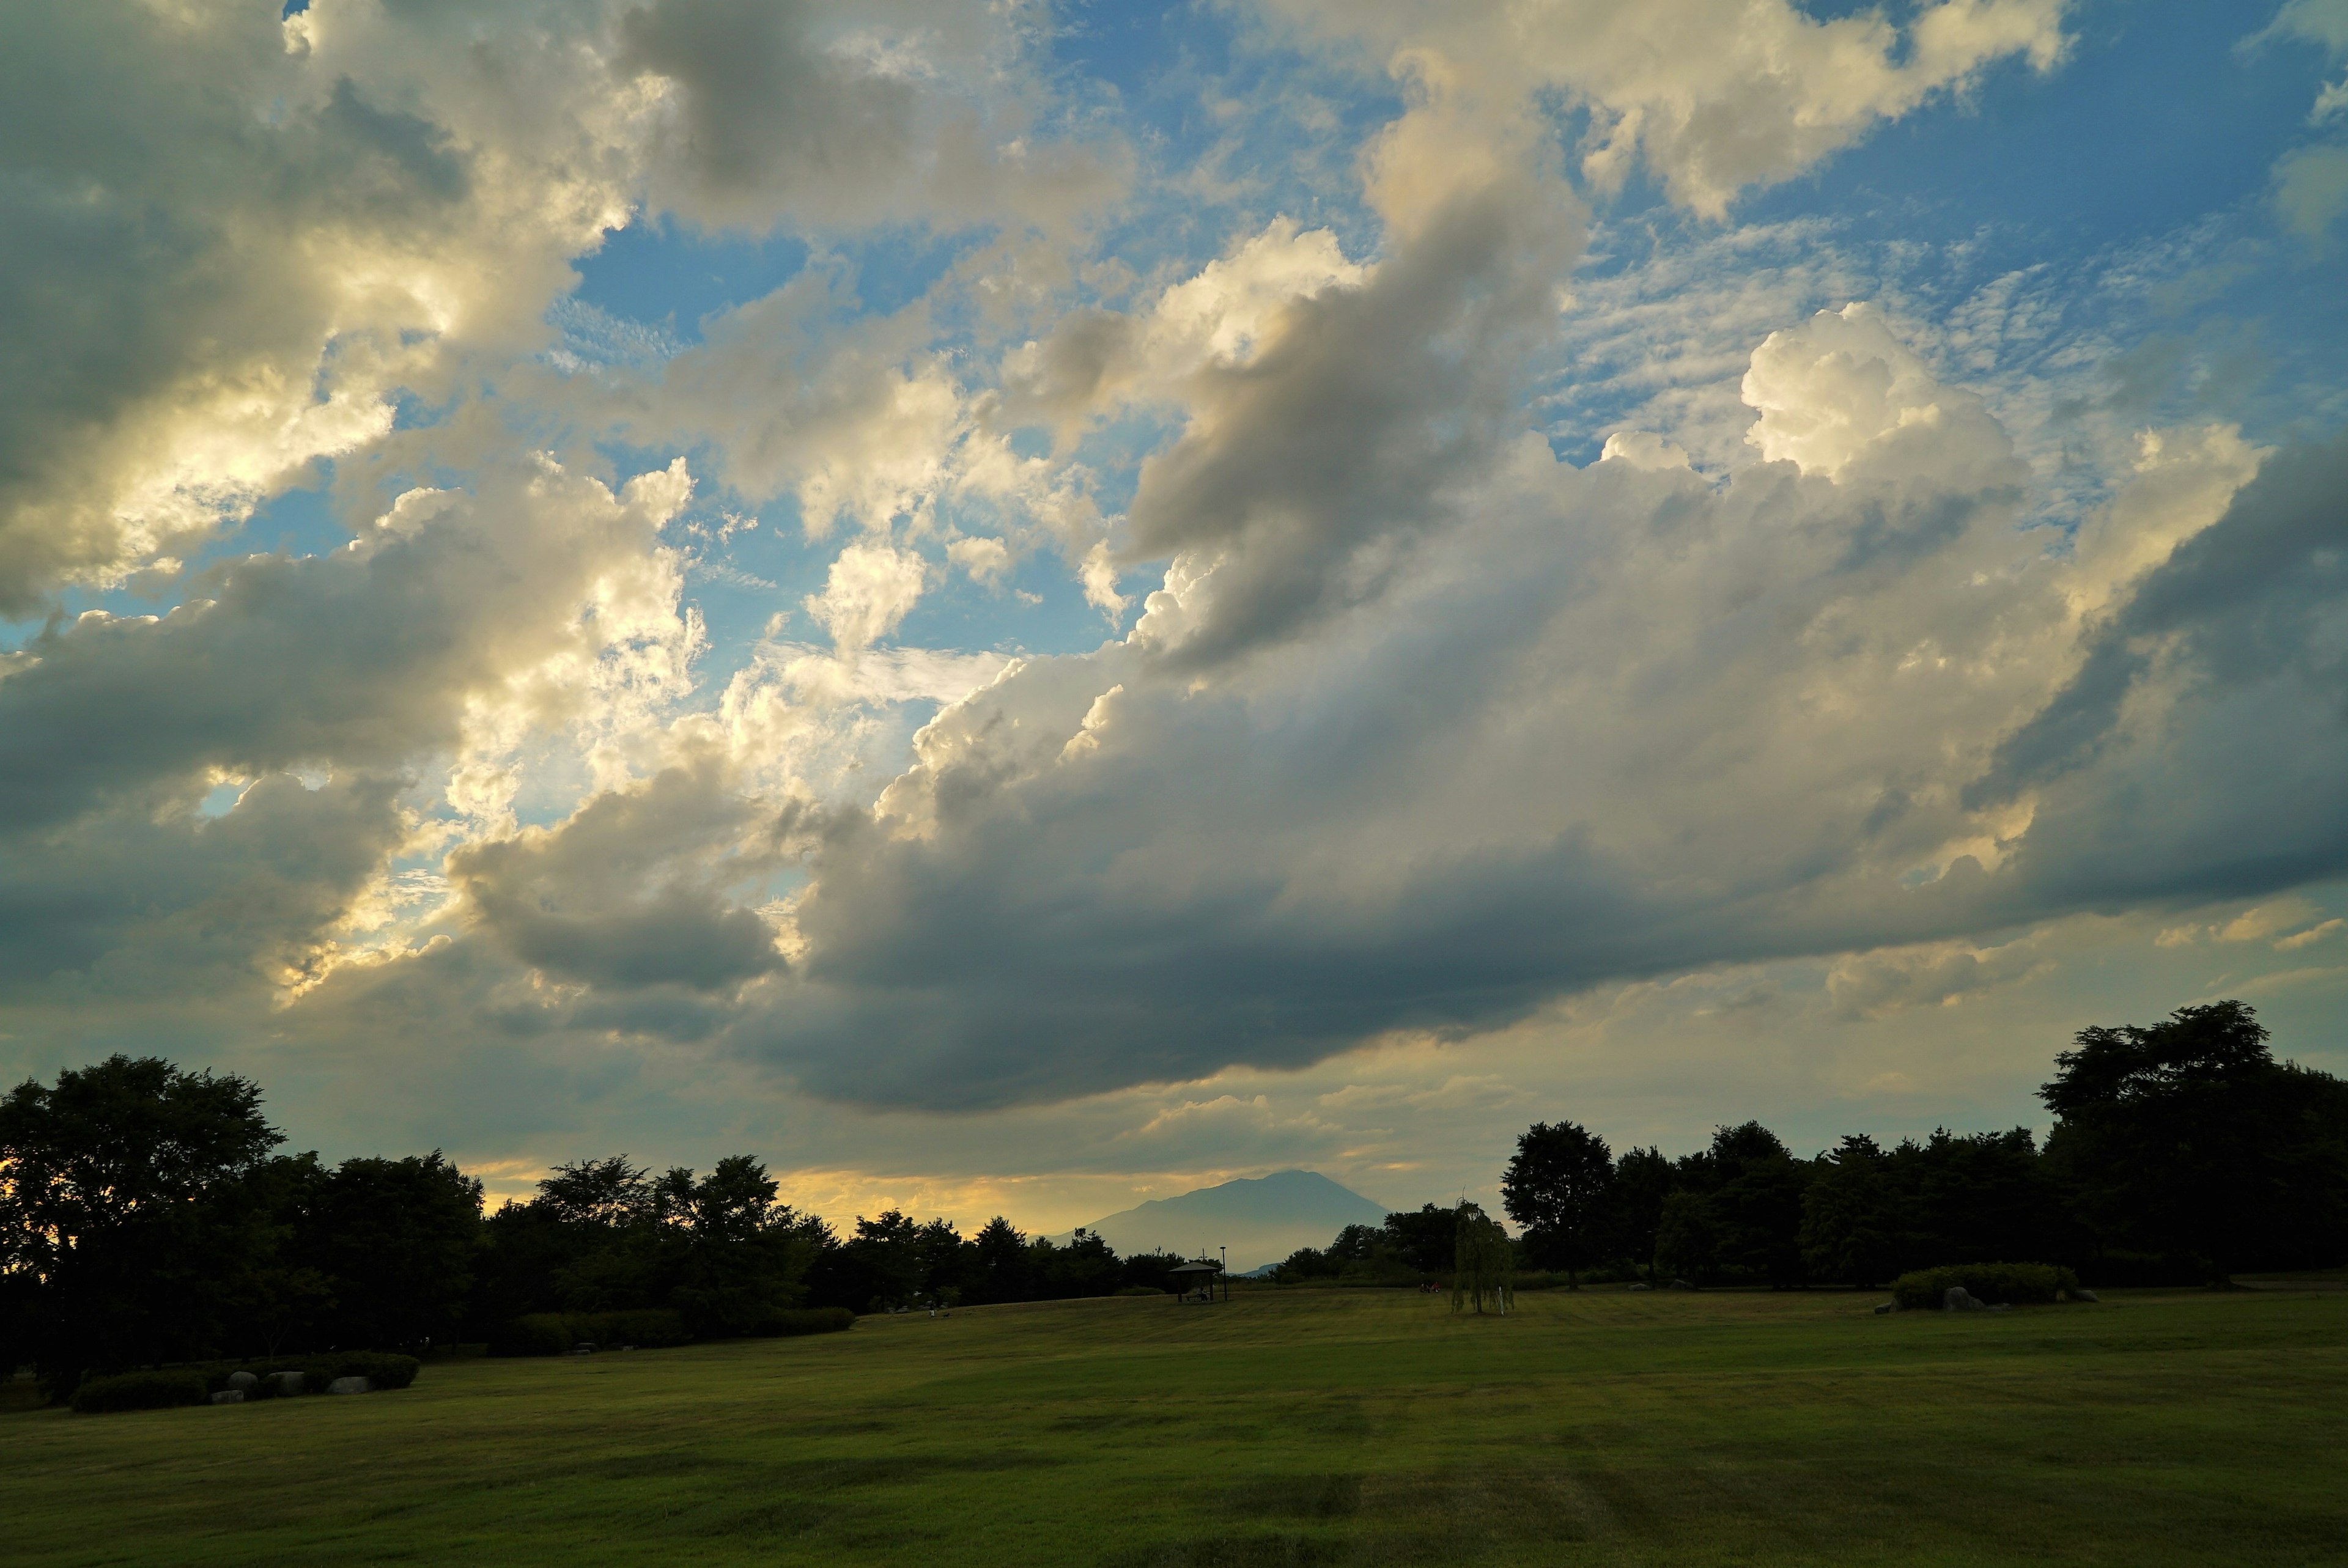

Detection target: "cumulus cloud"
[700, 305, 2336, 1109]
[0, 0, 1107, 611]
[1254, 0, 2069, 216]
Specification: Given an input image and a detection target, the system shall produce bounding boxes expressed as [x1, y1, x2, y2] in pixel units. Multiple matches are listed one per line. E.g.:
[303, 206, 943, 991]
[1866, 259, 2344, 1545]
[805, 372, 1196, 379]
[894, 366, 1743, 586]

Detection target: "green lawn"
[6, 1286, 2346, 1566]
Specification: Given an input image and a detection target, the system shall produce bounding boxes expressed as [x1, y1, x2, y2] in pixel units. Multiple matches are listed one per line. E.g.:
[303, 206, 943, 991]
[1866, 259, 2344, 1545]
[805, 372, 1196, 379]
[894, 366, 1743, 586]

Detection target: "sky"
[3, 0, 2346, 1233]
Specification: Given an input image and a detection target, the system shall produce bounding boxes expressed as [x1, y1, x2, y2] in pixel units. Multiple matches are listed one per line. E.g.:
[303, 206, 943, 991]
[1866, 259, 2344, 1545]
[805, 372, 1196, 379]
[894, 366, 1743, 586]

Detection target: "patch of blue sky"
[1052, 0, 1398, 277]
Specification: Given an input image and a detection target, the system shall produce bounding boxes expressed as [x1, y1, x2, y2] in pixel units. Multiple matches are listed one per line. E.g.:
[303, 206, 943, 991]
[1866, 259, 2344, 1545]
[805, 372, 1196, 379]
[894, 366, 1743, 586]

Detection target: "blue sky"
[1, 0, 2343, 1229]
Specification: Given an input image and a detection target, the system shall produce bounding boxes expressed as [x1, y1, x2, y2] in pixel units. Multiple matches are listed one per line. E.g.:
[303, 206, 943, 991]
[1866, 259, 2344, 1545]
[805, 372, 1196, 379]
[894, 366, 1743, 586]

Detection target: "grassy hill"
[6, 1283, 2345, 1566]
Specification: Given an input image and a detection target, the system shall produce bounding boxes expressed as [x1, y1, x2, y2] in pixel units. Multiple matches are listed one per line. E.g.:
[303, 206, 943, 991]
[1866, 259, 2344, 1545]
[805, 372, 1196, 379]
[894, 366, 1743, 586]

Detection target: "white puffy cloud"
[1252, 0, 2069, 217]
[701, 304, 2341, 1109]
[0, 0, 1109, 611]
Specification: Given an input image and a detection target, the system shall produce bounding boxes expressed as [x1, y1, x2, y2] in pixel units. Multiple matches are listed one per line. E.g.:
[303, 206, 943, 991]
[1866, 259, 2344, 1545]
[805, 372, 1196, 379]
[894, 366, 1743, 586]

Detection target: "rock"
[571, 1342, 596, 1356]
[227, 1371, 259, 1393]
[1987, 1303, 2013, 1312]
[1943, 1286, 1986, 1312]
[270, 1371, 305, 1396]
[1669, 1279, 1695, 1291]
[2071, 1287, 2099, 1303]
[1628, 1283, 1650, 1292]
[326, 1375, 371, 1396]
[210, 1389, 246, 1405]
[1873, 1303, 1893, 1315]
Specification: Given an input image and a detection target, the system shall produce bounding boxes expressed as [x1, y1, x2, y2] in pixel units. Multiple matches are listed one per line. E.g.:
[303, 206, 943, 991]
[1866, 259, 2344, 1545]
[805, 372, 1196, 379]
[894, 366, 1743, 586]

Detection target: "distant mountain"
[1057, 1170, 1391, 1275]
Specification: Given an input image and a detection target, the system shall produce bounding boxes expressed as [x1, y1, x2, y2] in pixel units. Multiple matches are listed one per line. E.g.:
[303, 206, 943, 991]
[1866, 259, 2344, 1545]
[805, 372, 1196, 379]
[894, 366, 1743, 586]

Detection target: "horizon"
[2, 0, 2346, 1246]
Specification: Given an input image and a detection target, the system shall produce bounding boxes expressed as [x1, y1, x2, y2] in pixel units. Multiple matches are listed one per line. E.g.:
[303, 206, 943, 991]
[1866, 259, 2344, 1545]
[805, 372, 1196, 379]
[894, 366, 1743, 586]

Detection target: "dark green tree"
[0, 1056, 283, 1396]
[966, 1216, 1030, 1305]
[1500, 1121, 1615, 1287]
[1381, 1204, 1460, 1276]
[2042, 1001, 2348, 1278]
[1652, 1191, 1717, 1286]
[1608, 1146, 1675, 1281]
[1800, 1135, 1897, 1286]
[1702, 1123, 1808, 1288]
[305, 1152, 483, 1349]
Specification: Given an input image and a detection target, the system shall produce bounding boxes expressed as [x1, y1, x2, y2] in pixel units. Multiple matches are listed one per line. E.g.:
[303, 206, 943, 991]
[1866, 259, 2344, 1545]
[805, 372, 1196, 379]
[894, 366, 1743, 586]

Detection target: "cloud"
[706, 306, 2242, 1108]
[1253, 0, 2069, 217]
[451, 762, 783, 993]
[0, 0, 1110, 612]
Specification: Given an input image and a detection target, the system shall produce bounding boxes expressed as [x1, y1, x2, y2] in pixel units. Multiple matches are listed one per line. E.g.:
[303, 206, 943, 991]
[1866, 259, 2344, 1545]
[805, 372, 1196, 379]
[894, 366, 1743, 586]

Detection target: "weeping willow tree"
[1450, 1201, 1514, 1315]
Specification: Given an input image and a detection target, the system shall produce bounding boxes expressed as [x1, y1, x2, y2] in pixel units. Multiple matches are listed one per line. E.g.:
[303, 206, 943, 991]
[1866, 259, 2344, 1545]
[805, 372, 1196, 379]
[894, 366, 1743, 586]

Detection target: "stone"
[2071, 1287, 2100, 1303]
[270, 1371, 305, 1396]
[210, 1389, 246, 1405]
[572, 1342, 596, 1355]
[227, 1370, 258, 1393]
[1873, 1303, 1893, 1315]
[326, 1375, 371, 1396]
[1987, 1303, 2013, 1312]
[1943, 1286, 1986, 1312]
[1628, 1283, 1650, 1292]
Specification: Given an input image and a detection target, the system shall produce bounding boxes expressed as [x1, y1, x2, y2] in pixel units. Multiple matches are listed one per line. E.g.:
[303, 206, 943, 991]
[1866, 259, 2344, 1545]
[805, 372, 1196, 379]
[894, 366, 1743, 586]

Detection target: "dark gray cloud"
[451, 763, 785, 993]
[1123, 180, 1583, 664]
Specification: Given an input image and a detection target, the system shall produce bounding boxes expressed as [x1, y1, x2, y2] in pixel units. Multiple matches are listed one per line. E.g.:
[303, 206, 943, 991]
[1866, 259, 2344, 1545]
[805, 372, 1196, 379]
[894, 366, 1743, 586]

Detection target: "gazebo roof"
[1168, 1261, 1222, 1274]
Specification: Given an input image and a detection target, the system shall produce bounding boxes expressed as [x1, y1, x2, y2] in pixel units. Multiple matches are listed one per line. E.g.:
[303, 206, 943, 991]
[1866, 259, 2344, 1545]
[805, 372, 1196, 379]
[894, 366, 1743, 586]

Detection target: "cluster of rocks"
[206, 1369, 372, 1405]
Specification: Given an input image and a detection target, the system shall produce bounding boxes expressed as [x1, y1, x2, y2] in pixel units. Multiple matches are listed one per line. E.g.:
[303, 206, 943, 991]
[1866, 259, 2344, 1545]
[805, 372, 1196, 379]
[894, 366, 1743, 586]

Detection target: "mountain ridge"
[1054, 1169, 1392, 1274]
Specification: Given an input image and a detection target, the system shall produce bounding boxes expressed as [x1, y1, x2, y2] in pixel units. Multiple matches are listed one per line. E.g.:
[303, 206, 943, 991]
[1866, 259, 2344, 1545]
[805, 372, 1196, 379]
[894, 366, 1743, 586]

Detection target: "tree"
[304, 1152, 483, 1349]
[1501, 1121, 1615, 1287]
[0, 1056, 283, 1396]
[1704, 1123, 1809, 1288]
[666, 1158, 820, 1335]
[1800, 1136, 1897, 1286]
[1450, 1203, 1513, 1314]
[1608, 1146, 1675, 1281]
[2042, 1001, 2348, 1278]
[1652, 1191, 1717, 1286]
[1381, 1204, 1460, 1277]
[966, 1216, 1030, 1305]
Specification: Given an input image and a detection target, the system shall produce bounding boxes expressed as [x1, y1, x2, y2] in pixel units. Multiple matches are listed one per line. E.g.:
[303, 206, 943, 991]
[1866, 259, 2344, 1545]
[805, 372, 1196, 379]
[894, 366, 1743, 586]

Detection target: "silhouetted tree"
[2042, 1001, 2348, 1278]
[0, 1056, 283, 1396]
[1652, 1191, 1717, 1286]
[1800, 1136, 1897, 1286]
[1501, 1121, 1615, 1287]
[303, 1152, 482, 1349]
[1608, 1146, 1675, 1281]
[1381, 1204, 1459, 1276]
[966, 1216, 1030, 1305]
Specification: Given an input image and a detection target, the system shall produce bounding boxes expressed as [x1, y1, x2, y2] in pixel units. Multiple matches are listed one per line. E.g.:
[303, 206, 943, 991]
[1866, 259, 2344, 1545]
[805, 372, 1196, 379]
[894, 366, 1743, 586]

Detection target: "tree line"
[1476, 1002, 2347, 1289]
[0, 1058, 1201, 1401]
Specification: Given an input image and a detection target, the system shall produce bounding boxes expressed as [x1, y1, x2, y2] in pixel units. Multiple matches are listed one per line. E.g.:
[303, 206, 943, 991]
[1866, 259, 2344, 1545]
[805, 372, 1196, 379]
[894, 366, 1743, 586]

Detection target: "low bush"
[760, 1307, 854, 1338]
[593, 1309, 693, 1348]
[1892, 1262, 2080, 1309]
[72, 1369, 210, 1414]
[490, 1309, 698, 1356]
[489, 1313, 577, 1357]
[302, 1352, 421, 1389]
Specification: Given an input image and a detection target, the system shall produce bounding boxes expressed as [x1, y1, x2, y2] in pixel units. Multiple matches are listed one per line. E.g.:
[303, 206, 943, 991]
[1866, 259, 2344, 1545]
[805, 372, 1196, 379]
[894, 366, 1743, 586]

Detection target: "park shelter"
[1168, 1261, 1227, 1303]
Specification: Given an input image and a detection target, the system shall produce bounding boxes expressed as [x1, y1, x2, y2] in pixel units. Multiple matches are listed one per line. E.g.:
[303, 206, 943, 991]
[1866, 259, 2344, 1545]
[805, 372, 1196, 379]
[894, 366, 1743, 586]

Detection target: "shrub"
[490, 1309, 699, 1356]
[301, 1352, 421, 1390]
[72, 1369, 210, 1414]
[761, 1307, 854, 1338]
[591, 1309, 693, 1348]
[1892, 1262, 2080, 1310]
[489, 1313, 575, 1357]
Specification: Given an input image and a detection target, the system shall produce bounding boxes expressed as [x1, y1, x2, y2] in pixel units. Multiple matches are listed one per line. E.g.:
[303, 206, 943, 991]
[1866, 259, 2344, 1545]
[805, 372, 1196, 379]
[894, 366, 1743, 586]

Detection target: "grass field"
[6, 1284, 2346, 1566]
